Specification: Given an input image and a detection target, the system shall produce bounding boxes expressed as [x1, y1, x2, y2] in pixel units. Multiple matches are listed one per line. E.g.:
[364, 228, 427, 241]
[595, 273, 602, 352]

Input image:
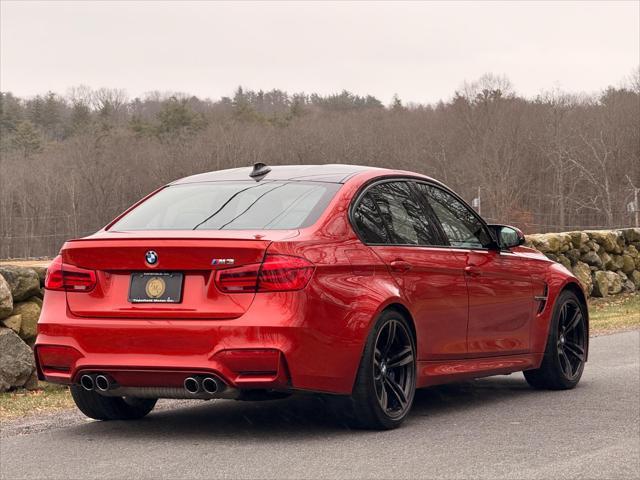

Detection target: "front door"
[455, 249, 534, 355]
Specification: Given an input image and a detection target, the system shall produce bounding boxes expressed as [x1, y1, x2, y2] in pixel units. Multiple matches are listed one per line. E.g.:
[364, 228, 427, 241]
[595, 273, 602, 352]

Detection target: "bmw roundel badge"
[145, 250, 158, 265]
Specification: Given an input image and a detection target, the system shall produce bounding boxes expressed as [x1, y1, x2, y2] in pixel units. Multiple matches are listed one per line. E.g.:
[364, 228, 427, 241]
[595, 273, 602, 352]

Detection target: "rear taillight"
[216, 263, 261, 293]
[216, 254, 314, 293]
[45, 255, 97, 292]
[257, 255, 315, 291]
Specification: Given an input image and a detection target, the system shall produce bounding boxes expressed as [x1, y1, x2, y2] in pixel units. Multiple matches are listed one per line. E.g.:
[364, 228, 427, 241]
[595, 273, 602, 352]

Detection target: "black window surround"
[349, 176, 498, 251]
[413, 181, 494, 250]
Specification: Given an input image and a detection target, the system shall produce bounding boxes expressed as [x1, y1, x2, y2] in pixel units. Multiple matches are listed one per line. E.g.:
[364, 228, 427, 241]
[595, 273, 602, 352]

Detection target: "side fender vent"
[534, 284, 549, 314]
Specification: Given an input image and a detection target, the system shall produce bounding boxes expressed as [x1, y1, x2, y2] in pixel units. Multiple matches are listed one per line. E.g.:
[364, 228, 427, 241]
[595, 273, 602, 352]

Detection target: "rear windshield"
[109, 181, 341, 231]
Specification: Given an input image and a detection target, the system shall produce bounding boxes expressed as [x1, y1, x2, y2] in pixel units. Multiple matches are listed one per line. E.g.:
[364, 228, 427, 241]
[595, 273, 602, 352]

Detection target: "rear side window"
[352, 193, 389, 244]
[353, 181, 440, 245]
[110, 181, 341, 231]
[416, 183, 493, 249]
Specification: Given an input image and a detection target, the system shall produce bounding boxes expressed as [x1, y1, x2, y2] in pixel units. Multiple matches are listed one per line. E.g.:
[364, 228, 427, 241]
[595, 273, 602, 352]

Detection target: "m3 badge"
[211, 258, 235, 266]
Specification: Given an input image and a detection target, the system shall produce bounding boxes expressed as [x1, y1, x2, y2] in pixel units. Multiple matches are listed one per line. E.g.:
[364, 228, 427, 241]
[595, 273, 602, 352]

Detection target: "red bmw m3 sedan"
[36, 164, 588, 429]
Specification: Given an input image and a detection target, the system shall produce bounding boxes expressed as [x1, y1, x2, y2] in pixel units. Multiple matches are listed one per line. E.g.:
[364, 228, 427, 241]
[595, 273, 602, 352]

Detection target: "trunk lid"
[62, 230, 298, 319]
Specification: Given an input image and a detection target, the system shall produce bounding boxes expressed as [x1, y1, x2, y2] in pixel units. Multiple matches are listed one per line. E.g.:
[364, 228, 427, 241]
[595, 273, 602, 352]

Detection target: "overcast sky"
[1, 1, 638, 104]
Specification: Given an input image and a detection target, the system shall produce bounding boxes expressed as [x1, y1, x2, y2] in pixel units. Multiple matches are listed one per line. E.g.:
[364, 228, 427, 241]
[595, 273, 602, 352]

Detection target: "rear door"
[416, 183, 535, 356]
[351, 180, 469, 360]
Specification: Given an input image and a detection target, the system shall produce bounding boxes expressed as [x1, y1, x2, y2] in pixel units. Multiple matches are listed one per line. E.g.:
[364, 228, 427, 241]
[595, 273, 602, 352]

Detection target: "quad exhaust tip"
[184, 377, 201, 394]
[202, 377, 219, 394]
[80, 374, 94, 391]
[95, 375, 111, 392]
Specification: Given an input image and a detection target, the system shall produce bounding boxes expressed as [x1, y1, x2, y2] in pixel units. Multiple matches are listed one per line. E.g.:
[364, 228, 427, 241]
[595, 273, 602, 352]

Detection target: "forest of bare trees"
[1, 72, 639, 259]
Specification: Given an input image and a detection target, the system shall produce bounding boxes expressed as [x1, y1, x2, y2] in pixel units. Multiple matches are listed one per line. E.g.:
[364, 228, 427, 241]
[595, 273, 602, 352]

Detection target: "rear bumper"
[35, 289, 366, 395]
[35, 342, 291, 392]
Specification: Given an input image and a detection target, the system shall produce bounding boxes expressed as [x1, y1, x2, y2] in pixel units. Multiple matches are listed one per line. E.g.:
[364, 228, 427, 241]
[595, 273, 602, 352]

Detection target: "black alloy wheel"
[555, 298, 587, 380]
[373, 319, 415, 419]
[345, 310, 417, 430]
[524, 290, 588, 390]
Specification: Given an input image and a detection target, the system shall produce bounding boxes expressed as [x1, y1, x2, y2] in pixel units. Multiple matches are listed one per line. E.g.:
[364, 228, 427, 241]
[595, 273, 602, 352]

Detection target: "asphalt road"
[1, 331, 639, 480]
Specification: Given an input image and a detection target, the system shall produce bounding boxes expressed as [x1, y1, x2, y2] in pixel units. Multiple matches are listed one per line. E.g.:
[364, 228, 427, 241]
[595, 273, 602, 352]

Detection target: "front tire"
[524, 290, 588, 390]
[347, 310, 416, 430]
[70, 386, 157, 420]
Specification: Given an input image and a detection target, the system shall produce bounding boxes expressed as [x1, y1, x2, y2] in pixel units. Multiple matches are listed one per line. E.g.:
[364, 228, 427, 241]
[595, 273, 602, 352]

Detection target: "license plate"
[128, 272, 183, 303]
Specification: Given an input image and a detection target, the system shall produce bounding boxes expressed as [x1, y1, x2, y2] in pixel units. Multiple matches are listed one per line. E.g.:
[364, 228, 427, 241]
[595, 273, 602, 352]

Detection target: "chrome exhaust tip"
[80, 375, 94, 391]
[184, 377, 201, 394]
[95, 375, 111, 392]
[201, 377, 219, 394]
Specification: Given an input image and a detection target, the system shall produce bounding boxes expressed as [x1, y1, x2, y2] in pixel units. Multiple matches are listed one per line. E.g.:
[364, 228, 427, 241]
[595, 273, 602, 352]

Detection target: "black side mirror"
[488, 224, 525, 249]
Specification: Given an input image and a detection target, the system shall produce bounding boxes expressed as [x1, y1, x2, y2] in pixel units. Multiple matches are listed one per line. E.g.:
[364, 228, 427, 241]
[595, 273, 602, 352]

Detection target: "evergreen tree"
[391, 93, 404, 111]
[155, 97, 206, 137]
[232, 86, 261, 122]
[11, 120, 42, 159]
[0, 92, 24, 134]
[69, 101, 92, 134]
[41, 92, 62, 138]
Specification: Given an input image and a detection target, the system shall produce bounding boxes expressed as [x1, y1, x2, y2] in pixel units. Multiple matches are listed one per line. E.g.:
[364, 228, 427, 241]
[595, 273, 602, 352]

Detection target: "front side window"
[416, 183, 492, 249]
[110, 181, 340, 231]
[353, 181, 440, 245]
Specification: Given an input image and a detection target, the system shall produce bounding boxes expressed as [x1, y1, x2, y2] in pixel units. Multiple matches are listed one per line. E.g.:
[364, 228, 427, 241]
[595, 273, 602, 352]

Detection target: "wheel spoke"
[381, 321, 397, 358]
[559, 349, 573, 377]
[559, 303, 568, 327]
[383, 377, 407, 408]
[374, 348, 382, 371]
[377, 379, 388, 410]
[387, 346, 414, 369]
[565, 310, 582, 333]
[374, 348, 382, 362]
[564, 341, 585, 362]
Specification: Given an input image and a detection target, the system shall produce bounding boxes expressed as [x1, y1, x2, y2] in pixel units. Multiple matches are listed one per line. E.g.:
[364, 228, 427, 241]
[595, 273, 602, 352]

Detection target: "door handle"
[464, 266, 481, 277]
[390, 260, 413, 273]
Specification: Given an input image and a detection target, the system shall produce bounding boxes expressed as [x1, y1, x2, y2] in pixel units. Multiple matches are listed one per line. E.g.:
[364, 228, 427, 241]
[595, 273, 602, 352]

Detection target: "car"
[35, 163, 588, 429]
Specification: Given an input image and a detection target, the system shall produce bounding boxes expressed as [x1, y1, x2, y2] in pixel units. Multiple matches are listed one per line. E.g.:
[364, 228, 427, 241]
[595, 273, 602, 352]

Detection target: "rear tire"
[524, 290, 588, 390]
[345, 310, 416, 430]
[70, 386, 157, 420]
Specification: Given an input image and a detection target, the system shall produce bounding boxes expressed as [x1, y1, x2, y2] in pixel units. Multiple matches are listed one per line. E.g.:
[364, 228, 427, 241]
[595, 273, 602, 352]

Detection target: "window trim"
[348, 175, 498, 251]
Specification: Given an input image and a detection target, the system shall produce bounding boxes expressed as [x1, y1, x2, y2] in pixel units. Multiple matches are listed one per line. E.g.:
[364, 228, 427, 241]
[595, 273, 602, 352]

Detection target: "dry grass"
[588, 292, 640, 335]
[0, 383, 74, 421]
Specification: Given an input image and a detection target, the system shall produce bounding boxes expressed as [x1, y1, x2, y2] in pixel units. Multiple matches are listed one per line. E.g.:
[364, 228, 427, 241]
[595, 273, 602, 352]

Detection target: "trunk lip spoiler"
[62, 229, 301, 244]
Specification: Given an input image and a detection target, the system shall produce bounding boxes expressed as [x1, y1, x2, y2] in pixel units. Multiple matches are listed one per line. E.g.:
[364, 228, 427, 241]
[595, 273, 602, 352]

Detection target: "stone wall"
[525, 228, 640, 297]
[0, 266, 44, 391]
[0, 228, 638, 391]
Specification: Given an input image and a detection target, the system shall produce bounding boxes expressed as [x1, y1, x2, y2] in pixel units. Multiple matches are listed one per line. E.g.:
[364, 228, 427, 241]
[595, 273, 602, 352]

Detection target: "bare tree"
[0, 71, 639, 258]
